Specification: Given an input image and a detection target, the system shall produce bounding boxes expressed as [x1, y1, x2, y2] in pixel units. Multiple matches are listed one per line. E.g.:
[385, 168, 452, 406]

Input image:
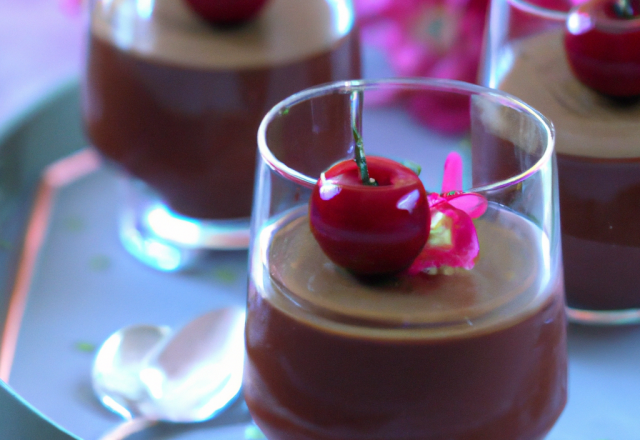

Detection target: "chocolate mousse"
[244, 204, 567, 440]
[83, 0, 361, 219]
[498, 30, 640, 311]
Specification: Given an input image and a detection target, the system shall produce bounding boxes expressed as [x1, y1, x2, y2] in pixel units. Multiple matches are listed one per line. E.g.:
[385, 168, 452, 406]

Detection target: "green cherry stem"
[350, 90, 377, 186]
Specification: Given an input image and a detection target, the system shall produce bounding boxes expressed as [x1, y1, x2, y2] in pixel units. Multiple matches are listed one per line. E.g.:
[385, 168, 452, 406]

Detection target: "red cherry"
[564, 0, 640, 97]
[309, 156, 430, 276]
[183, 0, 270, 25]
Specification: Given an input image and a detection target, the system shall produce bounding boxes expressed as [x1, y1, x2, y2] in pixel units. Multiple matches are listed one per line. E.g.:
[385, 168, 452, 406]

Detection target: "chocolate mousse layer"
[498, 31, 640, 311]
[245, 205, 567, 440]
[83, 0, 361, 219]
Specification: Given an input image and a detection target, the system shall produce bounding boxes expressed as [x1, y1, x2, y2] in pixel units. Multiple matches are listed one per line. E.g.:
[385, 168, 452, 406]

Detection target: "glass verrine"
[481, 0, 640, 324]
[81, 0, 360, 271]
[245, 78, 566, 440]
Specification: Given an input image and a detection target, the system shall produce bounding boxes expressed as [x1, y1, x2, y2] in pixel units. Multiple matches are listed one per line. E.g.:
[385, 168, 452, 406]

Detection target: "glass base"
[566, 307, 640, 326]
[118, 176, 250, 272]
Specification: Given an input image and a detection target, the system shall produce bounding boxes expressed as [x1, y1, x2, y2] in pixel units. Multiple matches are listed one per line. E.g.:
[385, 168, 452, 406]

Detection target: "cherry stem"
[614, 0, 635, 17]
[350, 90, 377, 186]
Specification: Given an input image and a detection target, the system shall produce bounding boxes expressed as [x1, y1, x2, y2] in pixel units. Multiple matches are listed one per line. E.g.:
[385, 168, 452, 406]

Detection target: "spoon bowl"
[92, 306, 246, 438]
[93, 324, 170, 419]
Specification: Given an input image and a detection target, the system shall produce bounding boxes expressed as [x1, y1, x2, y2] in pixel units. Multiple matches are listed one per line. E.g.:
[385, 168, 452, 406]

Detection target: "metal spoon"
[92, 306, 246, 440]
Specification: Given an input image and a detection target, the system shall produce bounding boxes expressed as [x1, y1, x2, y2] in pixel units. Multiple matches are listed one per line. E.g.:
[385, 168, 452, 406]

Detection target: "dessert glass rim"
[507, 0, 638, 28]
[508, 0, 569, 20]
[509, 0, 640, 42]
[257, 77, 556, 195]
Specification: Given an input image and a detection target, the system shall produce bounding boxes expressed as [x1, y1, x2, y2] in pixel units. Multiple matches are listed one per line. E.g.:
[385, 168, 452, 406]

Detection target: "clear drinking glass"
[81, 0, 360, 271]
[481, 0, 640, 324]
[245, 78, 567, 440]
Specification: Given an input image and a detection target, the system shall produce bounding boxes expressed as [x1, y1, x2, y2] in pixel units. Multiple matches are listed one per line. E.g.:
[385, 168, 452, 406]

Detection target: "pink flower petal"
[408, 202, 480, 273]
[442, 151, 463, 193]
[440, 152, 488, 218]
[445, 193, 488, 219]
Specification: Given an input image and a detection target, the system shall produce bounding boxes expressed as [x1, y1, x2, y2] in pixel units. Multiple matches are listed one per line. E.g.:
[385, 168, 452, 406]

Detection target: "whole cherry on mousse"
[309, 156, 430, 277]
[564, 0, 640, 97]
[183, 0, 270, 25]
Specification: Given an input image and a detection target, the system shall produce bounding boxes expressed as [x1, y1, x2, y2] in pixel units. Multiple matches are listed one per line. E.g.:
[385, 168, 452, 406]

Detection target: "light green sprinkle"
[75, 341, 96, 353]
[64, 216, 85, 232]
[89, 255, 111, 271]
[212, 268, 237, 284]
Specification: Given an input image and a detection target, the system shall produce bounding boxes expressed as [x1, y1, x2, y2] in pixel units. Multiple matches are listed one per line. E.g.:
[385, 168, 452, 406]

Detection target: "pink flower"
[408, 200, 480, 273]
[355, 0, 490, 134]
[408, 152, 487, 274]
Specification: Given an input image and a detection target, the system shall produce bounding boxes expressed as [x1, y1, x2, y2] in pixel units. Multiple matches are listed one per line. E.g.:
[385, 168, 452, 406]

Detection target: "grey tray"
[1, 80, 639, 440]
[0, 81, 252, 439]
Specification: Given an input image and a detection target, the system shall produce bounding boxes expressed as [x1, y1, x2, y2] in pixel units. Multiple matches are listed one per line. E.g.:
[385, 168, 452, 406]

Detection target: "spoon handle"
[98, 418, 157, 440]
